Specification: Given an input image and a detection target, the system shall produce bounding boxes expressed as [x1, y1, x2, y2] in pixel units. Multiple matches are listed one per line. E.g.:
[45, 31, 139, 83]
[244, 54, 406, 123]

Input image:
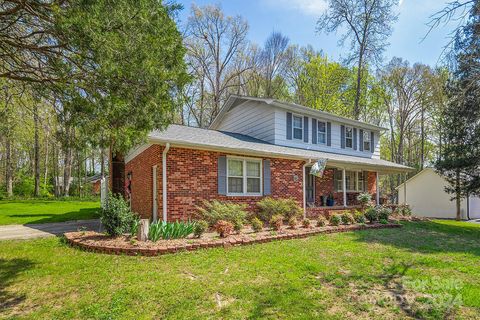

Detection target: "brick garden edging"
[64, 223, 402, 257]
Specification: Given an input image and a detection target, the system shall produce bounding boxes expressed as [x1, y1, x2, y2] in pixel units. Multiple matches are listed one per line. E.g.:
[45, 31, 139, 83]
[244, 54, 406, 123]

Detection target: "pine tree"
[436, 1, 480, 220]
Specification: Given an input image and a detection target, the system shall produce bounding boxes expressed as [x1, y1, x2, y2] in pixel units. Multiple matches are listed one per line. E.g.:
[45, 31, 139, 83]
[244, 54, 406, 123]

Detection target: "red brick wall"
[126, 146, 304, 221]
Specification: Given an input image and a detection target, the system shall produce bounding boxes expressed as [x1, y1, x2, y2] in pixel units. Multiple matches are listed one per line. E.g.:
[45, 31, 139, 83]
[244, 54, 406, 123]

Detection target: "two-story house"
[123, 95, 413, 222]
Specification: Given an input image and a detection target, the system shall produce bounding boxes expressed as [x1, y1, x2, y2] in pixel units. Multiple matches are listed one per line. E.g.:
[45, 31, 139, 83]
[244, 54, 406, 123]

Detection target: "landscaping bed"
[64, 222, 402, 256]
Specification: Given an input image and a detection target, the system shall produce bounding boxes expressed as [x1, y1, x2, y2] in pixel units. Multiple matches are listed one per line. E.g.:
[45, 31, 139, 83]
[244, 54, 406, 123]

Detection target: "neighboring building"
[397, 168, 480, 220]
[86, 174, 108, 195]
[123, 95, 412, 222]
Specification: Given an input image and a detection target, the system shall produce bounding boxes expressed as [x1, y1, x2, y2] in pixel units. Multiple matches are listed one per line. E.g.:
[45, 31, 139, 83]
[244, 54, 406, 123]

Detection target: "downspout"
[302, 159, 312, 219]
[162, 143, 170, 222]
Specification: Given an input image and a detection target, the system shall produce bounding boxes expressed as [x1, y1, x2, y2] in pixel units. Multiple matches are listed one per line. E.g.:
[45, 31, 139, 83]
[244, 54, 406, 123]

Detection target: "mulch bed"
[64, 223, 402, 257]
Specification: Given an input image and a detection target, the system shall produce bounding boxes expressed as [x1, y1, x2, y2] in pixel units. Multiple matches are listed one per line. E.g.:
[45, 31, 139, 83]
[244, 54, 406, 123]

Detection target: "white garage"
[397, 168, 480, 220]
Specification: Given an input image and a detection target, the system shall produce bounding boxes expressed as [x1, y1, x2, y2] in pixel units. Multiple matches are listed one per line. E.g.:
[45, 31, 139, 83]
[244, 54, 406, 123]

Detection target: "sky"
[175, 0, 462, 67]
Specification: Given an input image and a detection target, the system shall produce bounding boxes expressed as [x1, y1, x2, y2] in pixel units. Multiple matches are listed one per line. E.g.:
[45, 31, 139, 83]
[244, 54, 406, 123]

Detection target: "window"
[335, 170, 365, 192]
[317, 121, 326, 144]
[293, 115, 303, 140]
[363, 131, 371, 151]
[345, 126, 353, 148]
[227, 158, 262, 195]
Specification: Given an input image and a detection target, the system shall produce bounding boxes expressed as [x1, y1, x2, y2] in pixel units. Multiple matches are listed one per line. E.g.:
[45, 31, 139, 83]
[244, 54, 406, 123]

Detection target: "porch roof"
[146, 125, 413, 174]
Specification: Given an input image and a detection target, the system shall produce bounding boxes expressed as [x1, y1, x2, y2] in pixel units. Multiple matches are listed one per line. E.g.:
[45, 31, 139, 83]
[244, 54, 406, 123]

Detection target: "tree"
[260, 32, 290, 98]
[436, 2, 480, 220]
[317, 0, 399, 119]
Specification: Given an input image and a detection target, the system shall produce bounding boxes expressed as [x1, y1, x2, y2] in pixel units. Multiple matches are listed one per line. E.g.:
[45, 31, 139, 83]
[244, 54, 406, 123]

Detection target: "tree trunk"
[5, 138, 13, 197]
[455, 169, 461, 221]
[420, 105, 425, 170]
[110, 149, 125, 197]
[100, 148, 105, 178]
[63, 145, 73, 197]
[44, 131, 49, 190]
[33, 104, 40, 197]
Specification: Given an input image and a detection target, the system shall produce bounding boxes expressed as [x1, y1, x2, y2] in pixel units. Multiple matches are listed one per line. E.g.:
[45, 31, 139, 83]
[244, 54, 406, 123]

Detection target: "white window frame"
[363, 131, 371, 152]
[335, 170, 365, 192]
[345, 126, 353, 149]
[292, 114, 303, 141]
[317, 120, 327, 145]
[226, 157, 263, 196]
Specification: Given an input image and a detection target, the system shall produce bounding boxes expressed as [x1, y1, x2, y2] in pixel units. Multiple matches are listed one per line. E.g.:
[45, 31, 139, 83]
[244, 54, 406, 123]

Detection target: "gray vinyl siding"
[215, 101, 276, 143]
[273, 108, 381, 159]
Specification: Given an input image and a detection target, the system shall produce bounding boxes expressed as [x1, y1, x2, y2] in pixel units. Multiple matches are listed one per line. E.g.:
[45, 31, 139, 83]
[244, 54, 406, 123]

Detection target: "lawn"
[0, 221, 479, 320]
[0, 200, 100, 225]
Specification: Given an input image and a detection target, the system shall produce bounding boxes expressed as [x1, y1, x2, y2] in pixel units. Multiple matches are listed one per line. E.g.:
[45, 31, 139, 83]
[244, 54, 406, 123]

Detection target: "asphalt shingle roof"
[148, 125, 412, 173]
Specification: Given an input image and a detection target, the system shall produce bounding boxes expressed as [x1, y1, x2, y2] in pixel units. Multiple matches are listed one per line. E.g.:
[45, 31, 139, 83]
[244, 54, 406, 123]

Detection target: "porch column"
[376, 172, 380, 205]
[342, 168, 347, 207]
[403, 172, 407, 205]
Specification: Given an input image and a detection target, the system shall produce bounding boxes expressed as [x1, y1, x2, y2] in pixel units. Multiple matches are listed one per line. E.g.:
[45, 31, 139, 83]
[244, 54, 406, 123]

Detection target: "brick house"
[123, 95, 412, 221]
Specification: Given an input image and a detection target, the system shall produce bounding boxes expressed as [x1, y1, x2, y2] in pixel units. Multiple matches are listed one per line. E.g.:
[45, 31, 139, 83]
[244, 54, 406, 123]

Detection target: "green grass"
[0, 200, 100, 225]
[0, 220, 479, 319]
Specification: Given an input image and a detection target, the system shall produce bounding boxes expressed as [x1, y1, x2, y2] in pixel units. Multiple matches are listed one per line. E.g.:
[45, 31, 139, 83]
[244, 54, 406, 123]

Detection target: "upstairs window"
[293, 115, 303, 140]
[317, 121, 327, 144]
[363, 131, 371, 151]
[345, 126, 353, 148]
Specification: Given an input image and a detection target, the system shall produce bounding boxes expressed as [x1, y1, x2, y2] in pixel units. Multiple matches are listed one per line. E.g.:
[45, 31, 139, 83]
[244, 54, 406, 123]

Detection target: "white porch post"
[403, 172, 407, 205]
[376, 171, 380, 205]
[342, 168, 347, 207]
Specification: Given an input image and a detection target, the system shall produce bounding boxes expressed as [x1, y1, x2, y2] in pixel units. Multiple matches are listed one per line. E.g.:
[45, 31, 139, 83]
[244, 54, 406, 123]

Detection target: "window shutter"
[263, 159, 271, 195]
[303, 116, 309, 143]
[312, 119, 317, 144]
[370, 131, 375, 153]
[340, 125, 345, 149]
[327, 122, 331, 146]
[218, 156, 227, 195]
[286, 112, 292, 140]
[353, 128, 357, 150]
[359, 129, 364, 151]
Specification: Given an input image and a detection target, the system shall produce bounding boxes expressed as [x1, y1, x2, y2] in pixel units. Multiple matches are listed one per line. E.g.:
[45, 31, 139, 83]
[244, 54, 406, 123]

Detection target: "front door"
[305, 167, 315, 205]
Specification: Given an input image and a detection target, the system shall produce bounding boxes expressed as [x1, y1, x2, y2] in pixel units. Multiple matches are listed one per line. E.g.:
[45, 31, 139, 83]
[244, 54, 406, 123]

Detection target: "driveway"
[0, 219, 102, 241]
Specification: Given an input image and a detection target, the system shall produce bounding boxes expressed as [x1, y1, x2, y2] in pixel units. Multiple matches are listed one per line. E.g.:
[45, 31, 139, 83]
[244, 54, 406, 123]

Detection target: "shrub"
[251, 217, 263, 232]
[148, 220, 196, 241]
[269, 214, 284, 231]
[329, 214, 341, 226]
[288, 216, 298, 229]
[302, 218, 311, 228]
[378, 206, 392, 221]
[316, 216, 327, 227]
[352, 210, 366, 224]
[214, 220, 234, 238]
[130, 217, 140, 237]
[193, 220, 209, 238]
[101, 193, 136, 236]
[341, 212, 355, 225]
[379, 218, 389, 225]
[233, 218, 244, 233]
[397, 204, 412, 216]
[364, 206, 379, 223]
[256, 197, 302, 222]
[196, 200, 247, 227]
[357, 193, 372, 208]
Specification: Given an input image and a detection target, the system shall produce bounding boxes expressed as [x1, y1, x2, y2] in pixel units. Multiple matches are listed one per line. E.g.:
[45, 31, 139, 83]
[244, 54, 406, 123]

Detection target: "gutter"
[162, 143, 170, 222]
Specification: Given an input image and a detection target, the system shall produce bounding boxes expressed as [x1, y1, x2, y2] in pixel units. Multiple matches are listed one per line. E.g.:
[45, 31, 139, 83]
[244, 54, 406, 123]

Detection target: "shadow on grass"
[353, 221, 480, 256]
[7, 208, 100, 225]
[0, 258, 35, 312]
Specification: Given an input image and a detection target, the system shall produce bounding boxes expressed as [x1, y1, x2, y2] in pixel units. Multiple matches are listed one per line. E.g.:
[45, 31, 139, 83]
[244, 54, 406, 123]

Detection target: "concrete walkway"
[0, 219, 102, 241]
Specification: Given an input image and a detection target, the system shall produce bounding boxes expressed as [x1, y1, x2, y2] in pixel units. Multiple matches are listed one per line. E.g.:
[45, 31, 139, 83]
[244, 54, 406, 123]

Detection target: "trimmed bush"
[302, 218, 311, 228]
[148, 220, 196, 241]
[256, 197, 302, 222]
[397, 204, 412, 216]
[316, 216, 327, 227]
[352, 210, 366, 223]
[329, 214, 341, 226]
[251, 217, 263, 232]
[288, 216, 298, 229]
[101, 193, 136, 236]
[378, 206, 392, 221]
[214, 220, 234, 238]
[196, 200, 247, 227]
[379, 218, 389, 225]
[269, 214, 284, 231]
[357, 193, 372, 208]
[364, 206, 379, 223]
[193, 220, 209, 238]
[233, 218, 244, 233]
[341, 212, 355, 225]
